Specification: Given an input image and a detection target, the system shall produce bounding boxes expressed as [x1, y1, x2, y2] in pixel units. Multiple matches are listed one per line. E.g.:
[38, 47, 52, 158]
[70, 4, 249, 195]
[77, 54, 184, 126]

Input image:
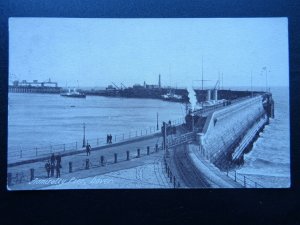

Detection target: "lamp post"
[191, 112, 194, 132]
[262, 67, 269, 92]
[156, 112, 159, 131]
[82, 123, 86, 147]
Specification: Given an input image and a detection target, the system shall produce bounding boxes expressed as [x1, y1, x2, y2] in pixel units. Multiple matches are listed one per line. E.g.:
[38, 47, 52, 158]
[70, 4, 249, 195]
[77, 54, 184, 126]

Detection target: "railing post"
[20, 150, 22, 158]
[30, 168, 34, 181]
[35, 147, 38, 156]
[244, 176, 246, 187]
[147, 146, 150, 155]
[234, 171, 237, 181]
[137, 148, 140, 158]
[155, 144, 158, 152]
[63, 144, 66, 151]
[114, 153, 117, 163]
[101, 156, 104, 166]
[126, 151, 130, 161]
[69, 162, 72, 173]
[85, 159, 89, 169]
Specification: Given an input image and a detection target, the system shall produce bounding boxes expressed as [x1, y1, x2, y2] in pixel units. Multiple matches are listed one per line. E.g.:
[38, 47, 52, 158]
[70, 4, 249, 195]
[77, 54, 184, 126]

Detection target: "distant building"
[12, 79, 58, 88]
[145, 84, 159, 89]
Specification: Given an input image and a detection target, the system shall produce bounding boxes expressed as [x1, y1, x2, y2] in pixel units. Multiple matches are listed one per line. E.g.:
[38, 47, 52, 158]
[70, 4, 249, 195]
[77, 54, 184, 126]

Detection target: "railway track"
[172, 144, 211, 188]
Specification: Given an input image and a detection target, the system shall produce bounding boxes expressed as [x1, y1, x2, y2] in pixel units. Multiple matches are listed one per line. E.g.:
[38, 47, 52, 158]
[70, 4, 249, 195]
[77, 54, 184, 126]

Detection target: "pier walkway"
[8, 134, 167, 189]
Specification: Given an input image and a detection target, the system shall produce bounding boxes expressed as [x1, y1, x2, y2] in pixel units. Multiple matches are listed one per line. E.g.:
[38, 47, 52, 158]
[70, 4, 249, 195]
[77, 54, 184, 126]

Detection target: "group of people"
[106, 134, 113, 144]
[86, 143, 92, 156]
[45, 153, 62, 178]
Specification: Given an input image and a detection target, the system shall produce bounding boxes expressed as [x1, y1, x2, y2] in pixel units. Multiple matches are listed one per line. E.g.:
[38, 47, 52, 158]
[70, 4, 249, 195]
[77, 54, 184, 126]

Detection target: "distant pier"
[9, 79, 62, 94]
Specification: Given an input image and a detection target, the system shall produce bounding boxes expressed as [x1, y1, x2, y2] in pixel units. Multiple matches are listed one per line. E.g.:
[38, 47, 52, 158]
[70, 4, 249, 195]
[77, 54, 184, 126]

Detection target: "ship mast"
[201, 56, 203, 91]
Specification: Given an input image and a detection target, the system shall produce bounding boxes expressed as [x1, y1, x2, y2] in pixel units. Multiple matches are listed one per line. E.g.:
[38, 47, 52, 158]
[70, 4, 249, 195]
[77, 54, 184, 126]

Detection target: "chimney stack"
[159, 74, 161, 88]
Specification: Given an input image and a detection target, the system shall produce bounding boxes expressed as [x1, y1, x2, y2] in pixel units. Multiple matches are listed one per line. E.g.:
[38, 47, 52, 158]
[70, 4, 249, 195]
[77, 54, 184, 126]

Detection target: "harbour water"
[8, 93, 186, 156]
[7, 86, 290, 187]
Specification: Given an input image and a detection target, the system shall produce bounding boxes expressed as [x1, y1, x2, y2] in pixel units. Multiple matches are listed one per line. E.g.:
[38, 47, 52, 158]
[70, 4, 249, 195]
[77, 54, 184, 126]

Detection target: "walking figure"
[109, 134, 112, 143]
[56, 163, 61, 178]
[86, 144, 91, 156]
[55, 153, 62, 178]
[56, 153, 61, 166]
[45, 160, 50, 178]
[106, 134, 109, 144]
[50, 153, 55, 165]
[50, 154, 55, 177]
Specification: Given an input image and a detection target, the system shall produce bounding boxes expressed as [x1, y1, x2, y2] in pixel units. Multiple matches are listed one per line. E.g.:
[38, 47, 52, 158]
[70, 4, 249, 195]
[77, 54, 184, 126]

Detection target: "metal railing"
[8, 116, 186, 163]
[226, 170, 264, 188]
[8, 143, 164, 186]
[166, 132, 196, 149]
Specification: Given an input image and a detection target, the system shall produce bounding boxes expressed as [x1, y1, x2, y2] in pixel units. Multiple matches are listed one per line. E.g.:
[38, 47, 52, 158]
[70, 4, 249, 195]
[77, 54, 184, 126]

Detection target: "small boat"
[60, 88, 86, 98]
[161, 90, 183, 102]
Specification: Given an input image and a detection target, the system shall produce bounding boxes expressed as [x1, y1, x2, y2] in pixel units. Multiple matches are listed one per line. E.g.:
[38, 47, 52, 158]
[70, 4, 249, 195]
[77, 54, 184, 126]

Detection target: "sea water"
[236, 86, 290, 188]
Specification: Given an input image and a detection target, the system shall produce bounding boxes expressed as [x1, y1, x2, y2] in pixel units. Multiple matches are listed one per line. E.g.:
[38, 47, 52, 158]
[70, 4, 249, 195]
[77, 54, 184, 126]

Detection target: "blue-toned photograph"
[7, 18, 290, 190]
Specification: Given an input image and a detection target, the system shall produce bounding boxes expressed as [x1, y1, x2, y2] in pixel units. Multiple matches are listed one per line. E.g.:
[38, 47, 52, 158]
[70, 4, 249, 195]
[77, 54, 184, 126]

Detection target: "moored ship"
[60, 88, 86, 98]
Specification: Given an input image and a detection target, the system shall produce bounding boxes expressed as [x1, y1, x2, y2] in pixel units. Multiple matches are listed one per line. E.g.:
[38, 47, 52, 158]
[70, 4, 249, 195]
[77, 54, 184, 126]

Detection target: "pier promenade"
[8, 132, 168, 189]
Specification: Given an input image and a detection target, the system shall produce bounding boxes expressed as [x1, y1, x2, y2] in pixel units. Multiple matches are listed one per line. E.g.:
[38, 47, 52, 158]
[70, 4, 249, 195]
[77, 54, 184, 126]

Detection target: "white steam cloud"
[187, 86, 197, 111]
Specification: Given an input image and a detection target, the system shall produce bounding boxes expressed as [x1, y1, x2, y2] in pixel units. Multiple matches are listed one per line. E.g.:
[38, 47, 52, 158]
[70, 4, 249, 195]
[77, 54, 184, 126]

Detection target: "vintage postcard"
[7, 18, 290, 190]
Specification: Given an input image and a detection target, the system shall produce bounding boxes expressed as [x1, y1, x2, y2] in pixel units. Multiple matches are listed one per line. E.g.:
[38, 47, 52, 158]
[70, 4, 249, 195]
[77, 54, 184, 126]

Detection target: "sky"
[9, 18, 289, 89]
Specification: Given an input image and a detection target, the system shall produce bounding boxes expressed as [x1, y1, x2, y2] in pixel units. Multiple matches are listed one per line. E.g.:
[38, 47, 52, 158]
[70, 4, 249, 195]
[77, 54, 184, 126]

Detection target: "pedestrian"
[56, 162, 61, 178]
[45, 160, 50, 178]
[50, 163, 55, 177]
[88, 144, 91, 155]
[86, 144, 89, 155]
[86, 144, 91, 156]
[109, 134, 112, 143]
[50, 153, 55, 177]
[106, 134, 109, 144]
[50, 153, 55, 165]
[55, 153, 62, 178]
[56, 153, 61, 166]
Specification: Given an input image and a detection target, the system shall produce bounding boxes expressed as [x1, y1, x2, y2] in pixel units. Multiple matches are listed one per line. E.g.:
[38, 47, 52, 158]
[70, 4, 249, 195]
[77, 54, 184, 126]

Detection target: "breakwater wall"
[198, 95, 268, 170]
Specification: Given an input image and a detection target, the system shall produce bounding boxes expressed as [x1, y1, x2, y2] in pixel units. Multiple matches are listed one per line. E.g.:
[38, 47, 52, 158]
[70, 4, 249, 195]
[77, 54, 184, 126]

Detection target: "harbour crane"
[111, 82, 121, 90]
[120, 83, 127, 90]
[213, 79, 220, 90]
